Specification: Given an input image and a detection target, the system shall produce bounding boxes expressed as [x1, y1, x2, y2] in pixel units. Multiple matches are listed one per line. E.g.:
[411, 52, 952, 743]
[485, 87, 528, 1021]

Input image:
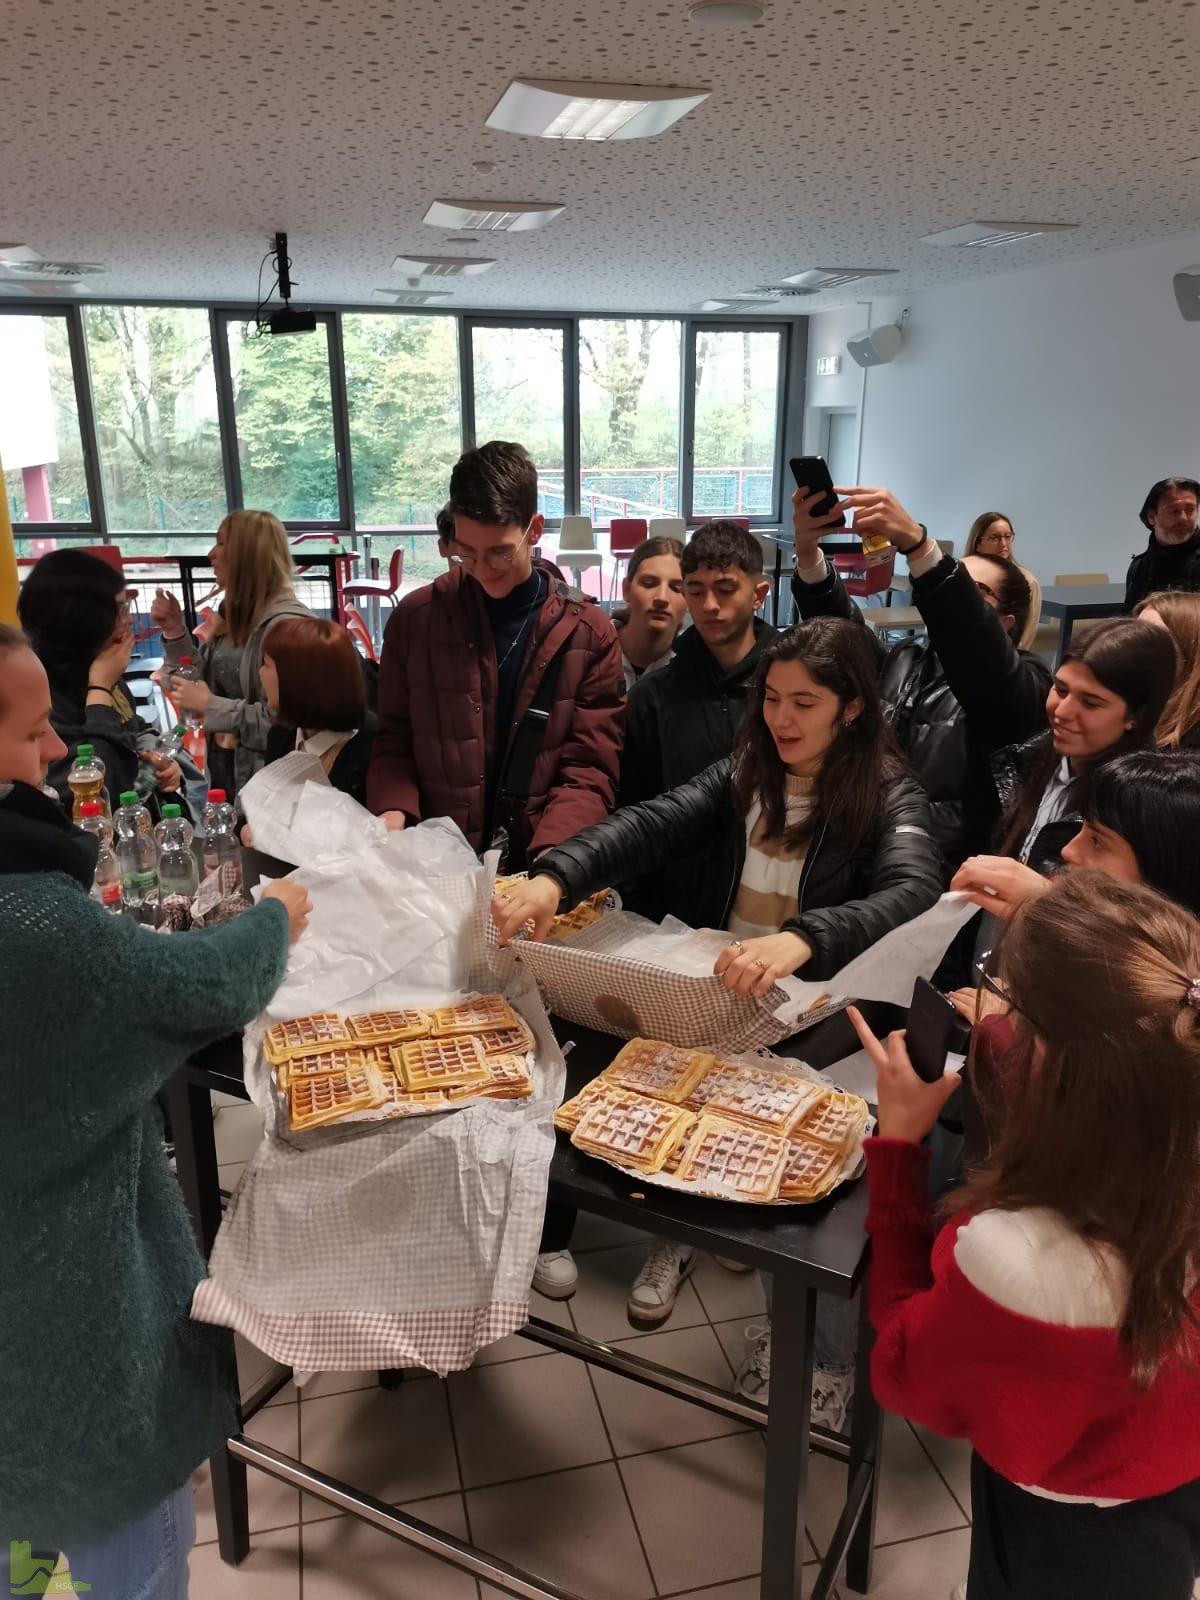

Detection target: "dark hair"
[998, 616, 1177, 855]
[1139, 477, 1200, 530]
[681, 521, 764, 578]
[435, 501, 454, 544]
[964, 511, 1014, 555]
[626, 536, 684, 583]
[1079, 750, 1200, 917]
[731, 616, 903, 850]
[264, 617, 366, 732]
[449, 440, 537, 529]
[958, 870, 1200, 1385]
[17, 550, 123, 703]
[965, 552, 1032, 641]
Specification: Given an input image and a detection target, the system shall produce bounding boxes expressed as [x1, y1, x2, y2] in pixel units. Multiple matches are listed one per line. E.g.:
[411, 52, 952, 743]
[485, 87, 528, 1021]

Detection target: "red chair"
[341, 547, 404, 648]
[343, 605, 379, 664]
[831, 549, 896, 604]
[607, 518, 648, 600]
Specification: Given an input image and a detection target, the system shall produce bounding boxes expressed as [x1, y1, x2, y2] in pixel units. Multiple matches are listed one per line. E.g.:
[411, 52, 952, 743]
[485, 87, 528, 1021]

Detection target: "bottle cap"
[161, 803, 182, 818]
[76, 743, 93, 759]
[119, 790, 139, 806]
[207, 789, 227, 803]
[179, 656, 193, 665]
[173, 723, 187, 735]
[80, 801, 101, 817]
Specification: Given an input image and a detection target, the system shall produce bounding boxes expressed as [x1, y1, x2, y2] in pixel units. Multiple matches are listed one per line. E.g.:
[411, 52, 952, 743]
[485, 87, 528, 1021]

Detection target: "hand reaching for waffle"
[713, 931, 813, 998]
[491, 873, 563, 946]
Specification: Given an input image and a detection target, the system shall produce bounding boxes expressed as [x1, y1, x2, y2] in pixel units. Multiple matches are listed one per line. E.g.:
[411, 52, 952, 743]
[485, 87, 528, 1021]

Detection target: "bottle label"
[122, 869, 159, 893]
[99, 883, 123, 906]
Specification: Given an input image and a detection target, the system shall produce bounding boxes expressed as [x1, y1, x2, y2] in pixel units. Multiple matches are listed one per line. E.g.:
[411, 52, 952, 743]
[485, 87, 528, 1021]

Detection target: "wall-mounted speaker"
[1173, 267, 1200, 321]
[846, 322, 904, 368]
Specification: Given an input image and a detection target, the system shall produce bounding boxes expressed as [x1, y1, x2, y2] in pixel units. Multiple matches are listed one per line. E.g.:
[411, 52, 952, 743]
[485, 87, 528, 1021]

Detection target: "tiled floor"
[191, 1104, 973, 1599]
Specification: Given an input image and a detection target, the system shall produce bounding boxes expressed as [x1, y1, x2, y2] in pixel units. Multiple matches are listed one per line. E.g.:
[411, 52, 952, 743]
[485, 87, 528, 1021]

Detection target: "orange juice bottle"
[68, 743, 109, 821]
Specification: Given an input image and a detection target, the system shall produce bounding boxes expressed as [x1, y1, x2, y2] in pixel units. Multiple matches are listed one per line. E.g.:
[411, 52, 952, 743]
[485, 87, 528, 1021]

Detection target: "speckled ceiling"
[3, 0, 1199, 311]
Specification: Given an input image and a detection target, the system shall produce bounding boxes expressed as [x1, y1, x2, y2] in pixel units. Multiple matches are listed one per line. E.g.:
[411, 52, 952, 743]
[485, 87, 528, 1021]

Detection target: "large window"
[226, 317, 340, 522]
[578, 318, 681, 528]
[691, 328, 784, 521]
[0, 312, 91, 525]
[85, 305, 225, 532]
[470, 323, 566, 516]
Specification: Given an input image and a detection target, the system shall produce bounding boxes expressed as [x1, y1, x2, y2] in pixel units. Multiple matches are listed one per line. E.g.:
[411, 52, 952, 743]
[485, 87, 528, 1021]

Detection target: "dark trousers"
[968, 1453, 1200, 1600]
[539, 1201, 575, 1253]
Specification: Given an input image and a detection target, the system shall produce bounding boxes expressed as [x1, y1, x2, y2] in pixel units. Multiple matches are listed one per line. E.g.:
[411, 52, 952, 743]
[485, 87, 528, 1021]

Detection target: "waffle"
[683, 1059, 751, 1112]
[264, 1012, 354, 1065]
[289, 1062, 388, 1131]
[275, 1044, 384, 1090]
[674, 1115, 789, 1202]
[701, 1067, 824, 1137]
[779, 1134, 845, 1201]
[428, 994, 521, 1037]
[346, 1008, 432, 1046]
[472, 1018, 535, 1057]
[794, 1090, 870, 1153]
[544, 891, 611, 944]
[572, 1093, 696, 1175]
[553, 1079, 623, 1133]
[447, 1052, 533, 1101]
[385, 1082, 450, 1116]
[602, 1038, 714, 1105]
[391, 1033, 491, 1093]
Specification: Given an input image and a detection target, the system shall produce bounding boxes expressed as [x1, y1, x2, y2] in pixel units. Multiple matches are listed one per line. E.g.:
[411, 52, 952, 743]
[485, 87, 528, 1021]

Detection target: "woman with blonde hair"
[150, 510, 311, 797]
[1134, 589, 1200, 749]
[965, 512, 1043, 652]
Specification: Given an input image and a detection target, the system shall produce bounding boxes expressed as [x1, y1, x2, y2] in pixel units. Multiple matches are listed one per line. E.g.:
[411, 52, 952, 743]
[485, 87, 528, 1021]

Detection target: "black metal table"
[170, 1014, 882, 1600]
[759, 533, 867, 630]
[1037, 582, 1127, 667]
[175, 551, 356, 632]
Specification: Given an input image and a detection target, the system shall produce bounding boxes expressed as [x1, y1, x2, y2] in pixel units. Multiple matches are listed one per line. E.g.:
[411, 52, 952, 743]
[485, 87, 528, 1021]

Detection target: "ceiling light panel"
[423, 199, 565, 233]
[373, 288, 455, 305]
[774, 267, 899, 291]
[390, 255, 495, 277]
[921, 222, 1078, 248]
[486, 78, 710, 141]
[0, 259, 106, 278]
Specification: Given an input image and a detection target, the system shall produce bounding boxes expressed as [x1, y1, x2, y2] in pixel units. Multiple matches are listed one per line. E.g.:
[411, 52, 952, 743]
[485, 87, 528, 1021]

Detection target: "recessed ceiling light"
[921, 222, 1078, 248]
[424, 199, 566, 233]
[0, 244, 41, 264]
[486, 77, 709, 141]
[770, 267, 899, 292]
[0, 258, 106, 279]
[688, 0, 766, 25]
[373, 288, 456, 306]
[390, 255, 495, 278]
[697, 297, 780, 310]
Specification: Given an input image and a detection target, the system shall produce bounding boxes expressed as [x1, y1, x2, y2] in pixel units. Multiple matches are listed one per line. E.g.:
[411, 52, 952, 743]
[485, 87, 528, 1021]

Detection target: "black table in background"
[1037, 581, 1127, 666]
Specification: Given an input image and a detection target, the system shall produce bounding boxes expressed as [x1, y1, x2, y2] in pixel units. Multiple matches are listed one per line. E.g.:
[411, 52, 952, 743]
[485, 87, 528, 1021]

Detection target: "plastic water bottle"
[173, 657, 203, 730]
[79, 801, 123, 914]
[158, 722, 188, 760]
[114, 789, 159, 914]
[68, 743, 109, 821]
[201, 788, 241, 878]
[154, 803, 199, 932]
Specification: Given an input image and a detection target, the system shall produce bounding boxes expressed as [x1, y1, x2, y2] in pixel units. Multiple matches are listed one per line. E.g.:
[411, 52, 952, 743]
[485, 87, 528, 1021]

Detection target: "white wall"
[803, 230, 1200, 583]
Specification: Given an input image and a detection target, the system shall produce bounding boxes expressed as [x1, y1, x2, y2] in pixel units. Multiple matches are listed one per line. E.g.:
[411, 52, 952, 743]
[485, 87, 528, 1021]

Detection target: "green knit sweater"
[0, 871, 289, 1549]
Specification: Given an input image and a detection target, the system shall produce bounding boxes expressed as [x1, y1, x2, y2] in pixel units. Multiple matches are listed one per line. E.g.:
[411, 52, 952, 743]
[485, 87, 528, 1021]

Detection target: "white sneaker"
[627, 1242, 695, 1328]
[713, 1255, 754, 1274]
[734, 1322, 771, 1401]
[811, 1365, 855, 1434]
[532, 1249, 578, 1300]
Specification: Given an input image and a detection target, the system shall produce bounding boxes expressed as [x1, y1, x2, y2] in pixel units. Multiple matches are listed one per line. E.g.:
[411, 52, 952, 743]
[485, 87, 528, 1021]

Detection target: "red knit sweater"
[864, 1137, 1200, 1501]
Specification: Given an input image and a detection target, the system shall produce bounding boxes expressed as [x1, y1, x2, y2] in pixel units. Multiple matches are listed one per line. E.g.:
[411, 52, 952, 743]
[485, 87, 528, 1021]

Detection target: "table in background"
[170, 1013, 882, 1600]
[758, 534, 866, 630]
[1038, 582, 1127, 666]
[175, 550, 357, 631]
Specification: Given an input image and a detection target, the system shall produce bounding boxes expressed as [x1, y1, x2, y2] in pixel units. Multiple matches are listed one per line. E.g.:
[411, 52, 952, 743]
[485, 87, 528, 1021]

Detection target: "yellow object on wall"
[0, 465, 18, 626]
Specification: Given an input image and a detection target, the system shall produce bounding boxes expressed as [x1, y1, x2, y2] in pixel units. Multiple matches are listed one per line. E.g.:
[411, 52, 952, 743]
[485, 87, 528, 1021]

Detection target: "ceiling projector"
[1173, 267, 1200, 322]
[846, 322, 904, 368]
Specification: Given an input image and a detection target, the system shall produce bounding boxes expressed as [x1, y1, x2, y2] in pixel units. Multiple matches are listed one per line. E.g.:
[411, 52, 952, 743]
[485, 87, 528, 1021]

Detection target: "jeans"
[0, 1483, 195, 1600]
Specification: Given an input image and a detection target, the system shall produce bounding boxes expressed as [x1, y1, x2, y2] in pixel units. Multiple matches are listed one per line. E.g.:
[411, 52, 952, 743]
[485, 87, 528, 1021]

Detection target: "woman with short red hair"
[258, 618, 375, 806]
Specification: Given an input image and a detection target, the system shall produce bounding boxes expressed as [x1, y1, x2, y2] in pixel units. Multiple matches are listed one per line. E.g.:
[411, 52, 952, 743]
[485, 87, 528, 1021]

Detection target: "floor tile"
[712, 1318, 762, 1381]
[297, 1367, 397, 1401]
[807, 1409, 968, 1556]
[189, 1524, 299, 1599]
[855, 1526, 972, 1598]
[569, 1243, 707, 1342]
[911, 1419, 973, 1518]
[472, 1461, 654, 1600]
[472, 1286, 573, 1366]
[235, 1332, 292, 1406]
[689, 1256, 769, 1324]
[301, 1491, 477, 1599]
[299, 1375, 459, 1522]
[620, 1431, 767, 1594]
[592, 1324, 753, 1457]
[570, 1210, 652, 1252]
[193, 1402, 300, 1545]
[448, 1351, 611, 1487]
[213, 1102, 265, 1166]
[667, 1580, 778, 1600]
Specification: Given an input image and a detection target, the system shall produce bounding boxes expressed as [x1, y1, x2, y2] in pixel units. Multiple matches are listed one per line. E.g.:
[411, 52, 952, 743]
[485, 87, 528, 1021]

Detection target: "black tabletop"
[1038, 582, 1126, 611]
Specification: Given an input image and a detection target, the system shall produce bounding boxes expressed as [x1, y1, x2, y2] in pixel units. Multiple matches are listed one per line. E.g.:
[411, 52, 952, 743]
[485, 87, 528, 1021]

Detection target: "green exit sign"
[816, 355, 841, 376]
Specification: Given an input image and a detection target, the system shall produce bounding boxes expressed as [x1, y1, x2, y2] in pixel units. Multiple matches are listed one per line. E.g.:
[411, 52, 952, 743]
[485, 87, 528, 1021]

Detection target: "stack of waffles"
[263, 996, 537, 1134]
[494, 874, 612, 944]
[554, 1038, 869, 1204]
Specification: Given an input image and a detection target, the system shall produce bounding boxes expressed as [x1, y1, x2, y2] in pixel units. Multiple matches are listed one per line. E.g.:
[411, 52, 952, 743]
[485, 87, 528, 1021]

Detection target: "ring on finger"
[731, 939, 745, 953]
[753, 958, 766, 970]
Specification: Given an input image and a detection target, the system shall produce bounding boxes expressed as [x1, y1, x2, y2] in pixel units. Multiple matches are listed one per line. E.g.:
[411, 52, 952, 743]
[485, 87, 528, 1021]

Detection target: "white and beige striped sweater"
[727, 773, 816, 939]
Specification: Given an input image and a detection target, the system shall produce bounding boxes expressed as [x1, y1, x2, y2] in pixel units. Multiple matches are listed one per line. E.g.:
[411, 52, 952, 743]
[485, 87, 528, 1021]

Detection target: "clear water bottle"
[158, 722, 188, 761]
[79, 800, 123, 914]
[154, 802, 199, 932]
[114, 789, 159, 914]
[173, 657, 203, 730]
[68, 743, 109, 821]
[201, 788, 240, 877]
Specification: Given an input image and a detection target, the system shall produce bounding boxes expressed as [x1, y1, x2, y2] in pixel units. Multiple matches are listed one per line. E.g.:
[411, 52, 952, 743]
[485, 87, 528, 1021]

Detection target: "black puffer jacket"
[792, 555, 1051, 869]
[535, 759, 943, 981]
[990, 732, 1081, 878]
[1124, 529, 1200, 611]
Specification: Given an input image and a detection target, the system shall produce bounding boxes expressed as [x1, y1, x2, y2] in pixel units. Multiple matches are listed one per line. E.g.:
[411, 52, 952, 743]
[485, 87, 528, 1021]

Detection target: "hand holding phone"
[906, 977, 973, 1083]
[789, 456, 846, 526]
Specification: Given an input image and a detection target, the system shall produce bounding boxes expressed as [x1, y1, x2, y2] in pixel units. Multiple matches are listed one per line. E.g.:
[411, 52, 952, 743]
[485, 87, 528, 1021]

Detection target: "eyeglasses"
[973, 957, 1038, 1031]
[448, 520, 534, 571]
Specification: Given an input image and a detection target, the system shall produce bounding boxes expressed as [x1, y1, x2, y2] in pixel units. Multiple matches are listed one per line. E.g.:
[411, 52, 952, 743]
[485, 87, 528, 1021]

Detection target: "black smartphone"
[789, 455, 846, 527]
[905, 977, 972, 1084]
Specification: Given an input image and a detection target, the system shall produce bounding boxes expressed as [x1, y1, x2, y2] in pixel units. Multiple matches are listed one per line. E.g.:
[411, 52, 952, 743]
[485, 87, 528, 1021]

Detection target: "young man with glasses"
[367, 440, 624, 1299]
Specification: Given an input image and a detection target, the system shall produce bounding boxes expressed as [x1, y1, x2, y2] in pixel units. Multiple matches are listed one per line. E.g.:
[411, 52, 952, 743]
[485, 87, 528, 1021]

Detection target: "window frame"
[683, 319, 792, 527]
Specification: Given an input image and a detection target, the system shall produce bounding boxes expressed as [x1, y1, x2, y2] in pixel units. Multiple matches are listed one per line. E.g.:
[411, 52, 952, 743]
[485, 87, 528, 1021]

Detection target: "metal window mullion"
[459, 315, 476, 452]
[65, 304, 106, 535]
[562, 315, 580, 521]
[327, 311, 354, 531]
[774, 319, 804, 523]
[211, 309, 242, 512]
[680, 320, 698, 523]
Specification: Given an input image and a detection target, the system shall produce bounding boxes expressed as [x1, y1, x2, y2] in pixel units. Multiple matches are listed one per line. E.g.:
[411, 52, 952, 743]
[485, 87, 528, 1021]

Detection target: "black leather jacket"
[1124, 529, 1200, 611]
[535, 759, 944, 981]
[792, 555, 1051, 869]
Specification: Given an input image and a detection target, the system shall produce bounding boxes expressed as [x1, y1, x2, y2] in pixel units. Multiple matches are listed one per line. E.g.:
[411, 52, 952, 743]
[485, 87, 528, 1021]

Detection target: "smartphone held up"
[789, 456, 892, 568]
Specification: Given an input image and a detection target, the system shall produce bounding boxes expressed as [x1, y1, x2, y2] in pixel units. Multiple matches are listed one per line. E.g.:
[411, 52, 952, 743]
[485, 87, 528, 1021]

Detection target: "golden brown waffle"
[447, 1052, 533, 1101]
[701, 1069, 823, 1137]
[384, 1081, 450, 1116]
[571, 1093, 695, 1175]
[392, 1033, 491, 1093]
[553, 1079, 623, 1133]
[674, 1115, 789, 1202]
[779, 1135, 845, 1201]
[472, 1017, 535, 1057]
[428, 994, 521, 1037]
[602, 1038, 714, 1105]
[543, 892, 611, 944]
[288, 1062, 388, 1131]
[346, 1008, 432, 1046]
[264, 1013, 354, 1065]
[683, 1059, 750, 1112]
[274, 1045, 385, 1090]
[794, 1090, 870, 1153]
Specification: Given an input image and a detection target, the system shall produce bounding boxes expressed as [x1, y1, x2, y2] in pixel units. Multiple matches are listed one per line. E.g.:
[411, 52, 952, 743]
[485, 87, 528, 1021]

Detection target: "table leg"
[770, 545, 783, 627]
[844, 1285, 882, 1593]
[1053, 611, 1075, 671]
[760, 1277, 816, 1600]
[179, 563, 198, 634]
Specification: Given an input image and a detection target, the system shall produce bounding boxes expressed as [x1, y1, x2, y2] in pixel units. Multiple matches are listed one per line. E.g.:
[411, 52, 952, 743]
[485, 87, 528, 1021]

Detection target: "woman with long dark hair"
[1134, 589, 1200, 749]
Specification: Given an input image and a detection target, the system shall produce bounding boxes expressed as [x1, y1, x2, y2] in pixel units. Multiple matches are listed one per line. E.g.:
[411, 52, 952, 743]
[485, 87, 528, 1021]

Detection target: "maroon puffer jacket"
[366, 562, 625, 864]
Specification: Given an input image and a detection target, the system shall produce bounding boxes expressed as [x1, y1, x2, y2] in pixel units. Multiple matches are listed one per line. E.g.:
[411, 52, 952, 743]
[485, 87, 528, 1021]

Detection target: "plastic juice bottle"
[68, 744, 109, 821]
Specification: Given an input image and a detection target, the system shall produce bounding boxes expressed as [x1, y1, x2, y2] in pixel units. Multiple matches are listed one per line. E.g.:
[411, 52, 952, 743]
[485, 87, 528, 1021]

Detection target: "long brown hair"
[211, 510, 296, 646]
[1134, 590, 1200, 748]
[958, 870, 1200, 1385]
[965, 511, 1013, 555]
[731, 617, 903, 849]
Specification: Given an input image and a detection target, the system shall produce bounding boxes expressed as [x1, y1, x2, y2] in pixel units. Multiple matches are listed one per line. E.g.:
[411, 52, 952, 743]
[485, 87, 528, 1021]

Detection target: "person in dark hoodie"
[1124, 476, 1200, 611]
